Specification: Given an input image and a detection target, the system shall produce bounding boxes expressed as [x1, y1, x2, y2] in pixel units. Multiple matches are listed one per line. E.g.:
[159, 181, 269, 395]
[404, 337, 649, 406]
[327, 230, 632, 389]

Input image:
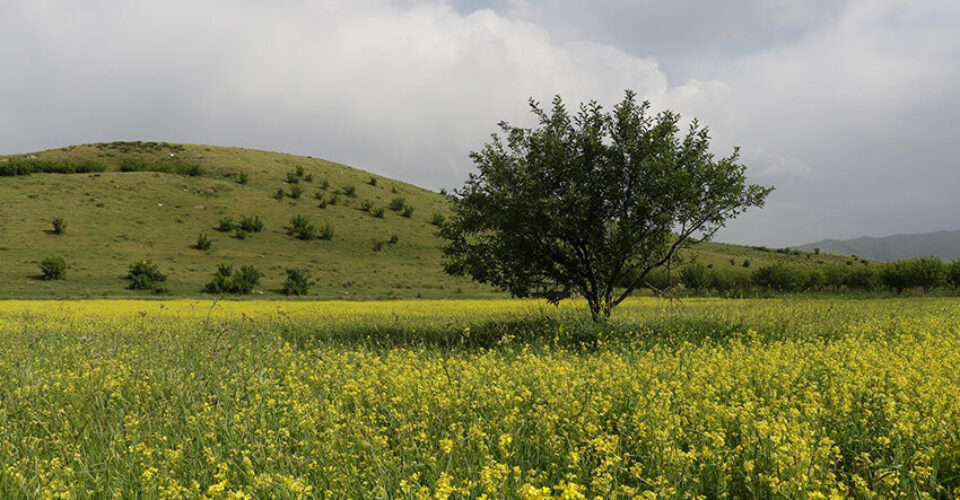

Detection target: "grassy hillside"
[795, 230, 960, 262]
[0, 142, 852, 299]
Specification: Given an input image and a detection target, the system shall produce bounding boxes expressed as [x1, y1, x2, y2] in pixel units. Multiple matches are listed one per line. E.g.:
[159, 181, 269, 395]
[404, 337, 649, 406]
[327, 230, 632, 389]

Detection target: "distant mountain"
[794, 230, 960, 262]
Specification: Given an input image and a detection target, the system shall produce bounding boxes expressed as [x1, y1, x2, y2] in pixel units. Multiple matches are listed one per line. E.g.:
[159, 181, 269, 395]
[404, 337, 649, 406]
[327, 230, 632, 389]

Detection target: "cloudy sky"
[2, 0, 958, 246]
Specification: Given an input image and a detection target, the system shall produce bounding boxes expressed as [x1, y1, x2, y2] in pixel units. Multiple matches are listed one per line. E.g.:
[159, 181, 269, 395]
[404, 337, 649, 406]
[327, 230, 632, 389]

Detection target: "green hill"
[0, 142, 852, 299]
[794, 231, 960, 262]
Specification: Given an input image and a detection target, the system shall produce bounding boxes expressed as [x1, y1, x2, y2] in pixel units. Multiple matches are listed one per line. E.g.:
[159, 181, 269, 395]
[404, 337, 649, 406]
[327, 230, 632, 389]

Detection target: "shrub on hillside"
[237, 172, 249, 185]
[359, 200, 373, 212]
[342, 185, 356, 197]
[126, 261, 167, 291]
[318, 179, 330, 190]
[39, 256, 67, 280]
[368, 176, 377, 186]
[193, 233, 212, 250]
[289, 185, 303, 199]
[882, 258, 947, 294]
[317, 223, 334, 240]
[431, 212, 445, 227]
[371, 207, 385, 218]
[273, 188, 285, 200]
[287, 215, 317, 240]
[204, 264, 261, 294]
[389, 197, 406, 211]
[216, 217, 235, 232]
[238, 215, 264, 232]
[401, 206, 415, 218]
[282, 268, 311, 296]
[679, 263, 710, 292]
[51, 217, 66, 235]
[949, 260, 960, 289]
[0, 158, 106, 176]
[286, 171, 300, 184]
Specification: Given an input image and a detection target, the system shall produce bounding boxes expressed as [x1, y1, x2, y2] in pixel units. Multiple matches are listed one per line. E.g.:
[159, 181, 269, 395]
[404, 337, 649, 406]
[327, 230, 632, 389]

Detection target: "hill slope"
[1, 142, 852, 298]
[794, 230, 960, 262]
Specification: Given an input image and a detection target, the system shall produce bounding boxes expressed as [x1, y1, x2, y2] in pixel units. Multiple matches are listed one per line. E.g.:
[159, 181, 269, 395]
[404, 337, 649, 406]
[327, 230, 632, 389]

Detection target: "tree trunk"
[587, 295, 613, 322]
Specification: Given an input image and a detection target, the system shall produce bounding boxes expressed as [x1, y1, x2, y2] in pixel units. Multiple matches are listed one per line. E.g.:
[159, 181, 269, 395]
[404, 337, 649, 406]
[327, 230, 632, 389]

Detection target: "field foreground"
[1, 298, 959, 498]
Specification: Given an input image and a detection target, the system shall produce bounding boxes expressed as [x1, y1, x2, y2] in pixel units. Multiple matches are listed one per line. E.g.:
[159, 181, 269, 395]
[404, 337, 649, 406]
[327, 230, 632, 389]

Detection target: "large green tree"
[441, 91, 773, 320]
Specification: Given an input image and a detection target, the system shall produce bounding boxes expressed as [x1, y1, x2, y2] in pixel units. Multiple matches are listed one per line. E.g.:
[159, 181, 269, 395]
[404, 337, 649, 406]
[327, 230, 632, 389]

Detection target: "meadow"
[1, 298, 959, 498]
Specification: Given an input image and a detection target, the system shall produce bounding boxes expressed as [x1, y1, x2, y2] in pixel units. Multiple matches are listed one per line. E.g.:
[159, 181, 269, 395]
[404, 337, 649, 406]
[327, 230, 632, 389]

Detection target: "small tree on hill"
[440, 91, 772, 320]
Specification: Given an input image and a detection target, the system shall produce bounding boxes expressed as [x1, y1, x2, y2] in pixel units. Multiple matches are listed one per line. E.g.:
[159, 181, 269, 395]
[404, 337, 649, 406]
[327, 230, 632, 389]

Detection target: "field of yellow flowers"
[1, 298, 959, 499]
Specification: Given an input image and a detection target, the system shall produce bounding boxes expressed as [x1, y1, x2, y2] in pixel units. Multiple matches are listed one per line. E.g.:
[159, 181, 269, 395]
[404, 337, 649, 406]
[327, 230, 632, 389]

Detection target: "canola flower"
[0, 298, 958, 498]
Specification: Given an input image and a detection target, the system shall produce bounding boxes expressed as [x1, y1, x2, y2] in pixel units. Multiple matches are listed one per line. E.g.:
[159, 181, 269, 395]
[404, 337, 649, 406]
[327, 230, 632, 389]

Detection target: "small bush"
[295, 166, 305, 178]
[328, 194, 340, 205]
[303, 173, 313, 182]
[389, 197, 406, 211]
[193, 233, 212, 250]
[289, 185, 303, 199]
[216, 217, 235, 232]
[237, 172, 249, 185]
[286, 171, 301, 184]
[401, 206, 415, 218]
[342, 185, 356, 197]
[126, 261, 167, 291]
[174, 163, 204, 176]
[238, 215, 264, 232]
[318, 179, 329, 190]
[314, 191, 325, 201]
[51, 217, 66, 235]
[431, 212, 445, 227]
[273, 188, 285, 200]
[368, 176, 377, 186]
[204, 264, 261, 294]
[282, 268, 311, 296]
[359, 200, 373, 212]
[39, 256, 67, 280]
[742, 259, 751, 268]
[948, 260, 960, 288]
[371, 207, 385, 218]
[317, 223, 334, 240]
[372, 240, 385, 252]
[235, 229, 248, 240]
[288, 215, 317, 240]
[388, 234, 399, 245]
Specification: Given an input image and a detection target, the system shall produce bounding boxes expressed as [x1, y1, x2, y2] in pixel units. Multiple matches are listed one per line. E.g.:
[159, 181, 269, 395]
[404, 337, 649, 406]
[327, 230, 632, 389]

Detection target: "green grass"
[0, 142, 852, 299]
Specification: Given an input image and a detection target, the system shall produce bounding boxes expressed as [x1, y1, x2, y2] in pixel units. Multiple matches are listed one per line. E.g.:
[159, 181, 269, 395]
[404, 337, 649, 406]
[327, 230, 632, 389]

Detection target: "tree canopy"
[441, 91, 773, 320]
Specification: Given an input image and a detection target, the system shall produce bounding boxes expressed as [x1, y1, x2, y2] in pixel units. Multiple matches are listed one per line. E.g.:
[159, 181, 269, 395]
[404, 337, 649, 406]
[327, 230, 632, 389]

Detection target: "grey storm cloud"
[2, 0, 959, 247]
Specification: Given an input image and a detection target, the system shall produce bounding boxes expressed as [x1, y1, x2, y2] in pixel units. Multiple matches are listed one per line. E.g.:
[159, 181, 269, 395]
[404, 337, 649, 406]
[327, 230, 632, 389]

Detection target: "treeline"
[0, 158, 107, 176]
[0, 157, 204, 177]
[654, 257, 960, 295]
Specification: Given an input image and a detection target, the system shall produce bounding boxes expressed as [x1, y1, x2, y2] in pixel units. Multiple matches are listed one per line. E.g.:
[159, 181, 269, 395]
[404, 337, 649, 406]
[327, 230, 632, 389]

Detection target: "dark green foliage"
[216, 218, 235, 232]
[282, 268, 311, 295]
[193, 233, 212, 250]
[235, 229, 248, 240]
[371, 207, 385, 218]
[273, 188, 285, 200]
[303, 173, 313, 182]
[204, 264, 262, 294]
[882, 257, 947, 294]
[949, 260, 960, 288]
[679, 263, 711, 292]
[289, 185, 303, 199]
[372, 240, 385, 252]
[39, 256, 67, 280]
[441, 91, 772, 320]
[388, 234, 399, 245]
[287, 215, 317, 240]
[126, 261, 167, 291]
[237, 172, 249, 185]
[742, 259, 751, 268]
[295, 166, 305, 178]
[401, 206, 414, 218]
[328, 193, 339, 205]
[51, 217, 66, 235]
[368, 176, 377, 186]
[752, 264, 808, 292]
[317, 223, 334, 240]
[238, 216, 264, 232]
[286, 171, 300, 184]
[0, 157, 106, 176]
[389, 197, 406, 211]
[318, 179, 329, 190]
[342, 185, 356, 197]
[431, 212, 445, 227]
[359, 200, 373, 212]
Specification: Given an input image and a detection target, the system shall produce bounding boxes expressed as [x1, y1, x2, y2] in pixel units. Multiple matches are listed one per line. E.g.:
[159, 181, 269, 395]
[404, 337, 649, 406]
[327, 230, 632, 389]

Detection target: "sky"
[2, 0, 958, 247]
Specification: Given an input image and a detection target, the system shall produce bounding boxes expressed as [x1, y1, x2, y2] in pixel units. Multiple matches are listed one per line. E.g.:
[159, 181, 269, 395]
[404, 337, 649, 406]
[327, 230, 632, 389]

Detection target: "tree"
[440, 91, 772, 320]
